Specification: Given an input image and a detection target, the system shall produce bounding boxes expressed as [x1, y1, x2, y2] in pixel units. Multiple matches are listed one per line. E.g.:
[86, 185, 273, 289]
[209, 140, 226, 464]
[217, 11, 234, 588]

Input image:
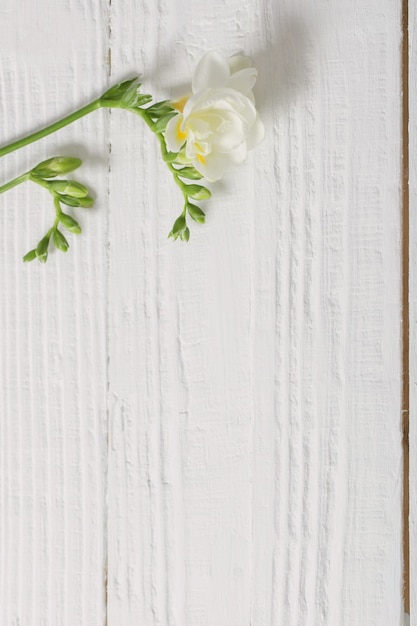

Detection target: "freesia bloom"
[164, 51, 264, 182]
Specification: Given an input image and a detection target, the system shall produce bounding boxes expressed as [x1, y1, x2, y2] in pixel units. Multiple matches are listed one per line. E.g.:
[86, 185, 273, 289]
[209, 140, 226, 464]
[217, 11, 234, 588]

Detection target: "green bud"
[183, 184, 211, 201]
[176, 167, 203, 180]
[53, 228, 69, 252]
[121, 79, 148, 108]
[180, 227, 190, 242]
[37, 253, 48, 263]
[168, 214, 186, 239]
[101, 77, 142, 103]
[31, 157, 82, 179]
[58, 194, 94, 208]
[187, 203, 205, 223]
[22, 249, 37, 263]
[60, 213, 82, 234]
[152, 112, 177, 133]
[77, 195, 94, 208]
[48, 180, 89, 198]
[102, 77, 153, 108]
[36, 233, 51, 258]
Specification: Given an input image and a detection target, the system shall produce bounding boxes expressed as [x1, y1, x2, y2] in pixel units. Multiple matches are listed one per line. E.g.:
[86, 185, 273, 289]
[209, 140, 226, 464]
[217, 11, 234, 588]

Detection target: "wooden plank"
[409, 0, 417, 620]
[251, 2, 403, 623]
[0, 1, 109, 623]
[107, 1, 257, 623]
[107, 0, 403, 624]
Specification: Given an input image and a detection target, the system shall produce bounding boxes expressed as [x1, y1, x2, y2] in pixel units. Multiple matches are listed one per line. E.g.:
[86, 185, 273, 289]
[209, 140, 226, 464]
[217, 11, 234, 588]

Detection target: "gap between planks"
[402, 0, 410, 616]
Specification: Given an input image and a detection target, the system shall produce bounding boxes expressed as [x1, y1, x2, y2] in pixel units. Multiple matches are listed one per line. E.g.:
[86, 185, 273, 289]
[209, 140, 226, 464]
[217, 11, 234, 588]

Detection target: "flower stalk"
[0, 51, 264, 261]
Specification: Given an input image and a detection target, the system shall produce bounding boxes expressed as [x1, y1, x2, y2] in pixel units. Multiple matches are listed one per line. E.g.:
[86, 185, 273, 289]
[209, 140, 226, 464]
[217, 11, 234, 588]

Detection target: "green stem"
[0, 172, 29, 194]
[0, 99, 102, 158]
[53, 195, 63, 220]
[130, 107, 189, 207]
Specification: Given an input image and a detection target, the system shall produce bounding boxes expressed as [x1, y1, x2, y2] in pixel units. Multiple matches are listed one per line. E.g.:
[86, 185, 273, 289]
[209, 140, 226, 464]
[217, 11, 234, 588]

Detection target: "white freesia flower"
[165, 51, 264, 182]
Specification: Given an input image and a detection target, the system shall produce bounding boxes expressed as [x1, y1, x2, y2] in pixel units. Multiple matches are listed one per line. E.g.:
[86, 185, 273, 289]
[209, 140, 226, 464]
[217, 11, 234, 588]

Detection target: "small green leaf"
[176, 167, 203, 180]
[22, 249, 37, 262]
[152, 112, 177, 133]
[146, 101, 175, 118]
[31, 157, 82, 178]
[147, 100, 171, 112]
[53, 229, 69, 252]
[60, 213, 82, 234]
[36, 233, 51, 258]
[187, 203, 206, 223]
[134, 94, 153, 107]
[180, 227, 190, 242]
[183, 184, 211, 201]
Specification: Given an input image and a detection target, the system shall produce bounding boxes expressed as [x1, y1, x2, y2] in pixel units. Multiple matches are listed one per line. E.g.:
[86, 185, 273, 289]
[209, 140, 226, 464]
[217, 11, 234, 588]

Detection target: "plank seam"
[402, 0, 410, 616]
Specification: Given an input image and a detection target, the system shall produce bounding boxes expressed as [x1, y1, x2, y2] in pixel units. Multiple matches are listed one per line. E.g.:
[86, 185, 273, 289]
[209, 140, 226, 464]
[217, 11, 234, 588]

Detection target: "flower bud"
[31, 157, 82, 178]
[187, 203, 205, 223]
[180, 227, 190, 242]
[60, 213, 82, 234]
[53, 228, 69, 252]
[184, 184, 211, 201]
[168, 214, 187, 239]
[58, 194, 94, 208]
[36, 233, 51, 261]
[48, 180, 89, 198]
[176, 167, 203, 180]
[101, 78, 142, 102]
[22, 249, 37, 263]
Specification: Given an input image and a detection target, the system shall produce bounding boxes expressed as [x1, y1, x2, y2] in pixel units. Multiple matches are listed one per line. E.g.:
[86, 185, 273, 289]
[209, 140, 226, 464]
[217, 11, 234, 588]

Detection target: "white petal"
[192, 151, 232, 181]
[164, 114, 186, 152]
[192, 51, 230, 93]
[193, 142, 248, 182]
[184, 87, 257, 124]
[227, 67, 258, 96]
[246, 116, 265, 150]
[210, 112, 245, 152]
[227, 141, 248, 164]
[227, 54, 253, 75]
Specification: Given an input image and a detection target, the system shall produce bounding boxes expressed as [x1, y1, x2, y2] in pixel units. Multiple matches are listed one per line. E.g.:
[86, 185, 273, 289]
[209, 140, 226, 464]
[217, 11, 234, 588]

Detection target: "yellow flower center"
[176, 120, 186, 142]
[172, 96, 188, 113]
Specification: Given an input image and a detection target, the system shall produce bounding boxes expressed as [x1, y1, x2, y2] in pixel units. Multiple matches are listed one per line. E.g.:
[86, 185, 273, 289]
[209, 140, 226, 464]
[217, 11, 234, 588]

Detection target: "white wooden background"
[0, 0, 410, 624]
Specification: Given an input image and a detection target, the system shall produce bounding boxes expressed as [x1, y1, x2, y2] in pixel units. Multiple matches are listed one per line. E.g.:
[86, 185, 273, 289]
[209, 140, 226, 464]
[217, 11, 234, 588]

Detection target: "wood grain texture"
[409, 0, 417, 622]
[0, 0, 405, 624]
[0, 1, 109, 623]
[107, 1, 403, 625]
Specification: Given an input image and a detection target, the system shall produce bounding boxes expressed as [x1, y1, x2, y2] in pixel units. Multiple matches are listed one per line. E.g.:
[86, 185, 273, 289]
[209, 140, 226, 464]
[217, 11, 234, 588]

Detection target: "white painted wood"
[0, 1, 109, 623]
[108, 1, 403, 625]
[0, 0, 405, 624]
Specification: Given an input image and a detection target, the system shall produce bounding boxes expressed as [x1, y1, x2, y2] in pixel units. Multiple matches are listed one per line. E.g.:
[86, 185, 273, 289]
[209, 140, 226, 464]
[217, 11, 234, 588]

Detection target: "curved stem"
[0, 172, 29, 194]
[129, 107, 190, 207]
[0, 99, 103, 158]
